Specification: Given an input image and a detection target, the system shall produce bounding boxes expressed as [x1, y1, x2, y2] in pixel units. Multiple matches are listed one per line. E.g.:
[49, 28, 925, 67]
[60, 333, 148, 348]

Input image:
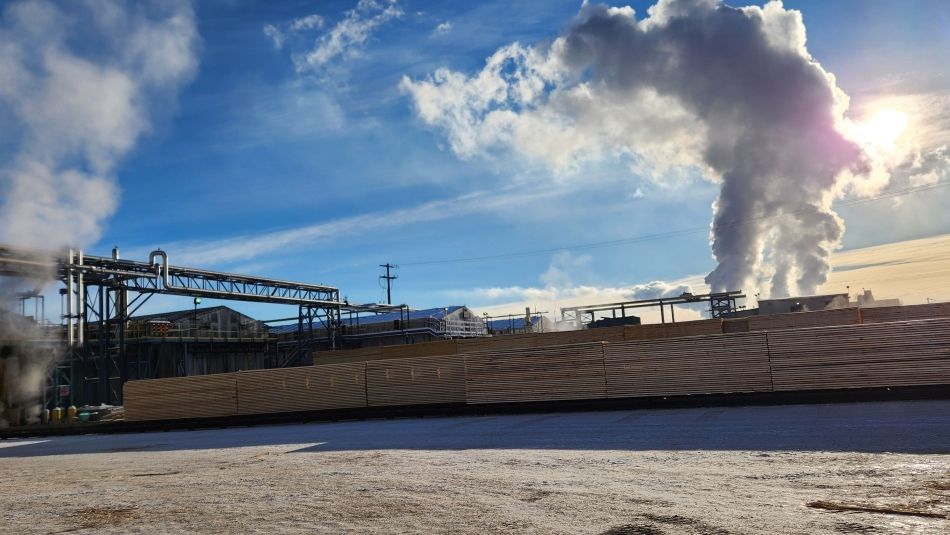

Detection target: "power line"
[400, 181, 950, 267]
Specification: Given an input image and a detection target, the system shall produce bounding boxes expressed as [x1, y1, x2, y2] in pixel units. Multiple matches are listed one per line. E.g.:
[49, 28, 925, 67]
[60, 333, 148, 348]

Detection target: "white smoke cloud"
[402, 0, 886, 298]
[470, 251, 694, 305]
[0, 0, 199, 251]
[0, 0, 198, 423]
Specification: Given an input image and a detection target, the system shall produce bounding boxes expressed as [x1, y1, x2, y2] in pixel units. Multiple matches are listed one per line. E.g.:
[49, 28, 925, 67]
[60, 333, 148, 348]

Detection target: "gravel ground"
[1, 400, 948, 534]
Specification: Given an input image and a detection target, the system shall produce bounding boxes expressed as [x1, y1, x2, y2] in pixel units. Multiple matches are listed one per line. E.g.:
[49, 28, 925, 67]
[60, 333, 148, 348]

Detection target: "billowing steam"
[0, 305, 59, 427]
[0, 0, 199, 249]
[0, 0, 198, 423]
[402, 0, 879, 298]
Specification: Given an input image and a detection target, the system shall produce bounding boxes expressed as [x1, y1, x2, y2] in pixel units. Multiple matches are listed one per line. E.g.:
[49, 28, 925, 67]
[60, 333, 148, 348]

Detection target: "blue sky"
[2, 0, 948, 321]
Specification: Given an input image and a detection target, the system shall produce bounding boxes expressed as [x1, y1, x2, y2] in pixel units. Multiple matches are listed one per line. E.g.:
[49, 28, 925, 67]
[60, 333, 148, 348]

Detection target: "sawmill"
[0, 243, 949, 432]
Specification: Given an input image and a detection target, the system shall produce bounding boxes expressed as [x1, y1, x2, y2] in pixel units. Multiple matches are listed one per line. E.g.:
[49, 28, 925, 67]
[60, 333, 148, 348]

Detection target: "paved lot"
[1, 400, 948, 534]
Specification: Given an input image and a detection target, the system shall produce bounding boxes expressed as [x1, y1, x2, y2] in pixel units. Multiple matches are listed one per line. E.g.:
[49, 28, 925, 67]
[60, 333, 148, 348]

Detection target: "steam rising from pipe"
[402, 0, 879, 297]
[0, 0, 198, 423]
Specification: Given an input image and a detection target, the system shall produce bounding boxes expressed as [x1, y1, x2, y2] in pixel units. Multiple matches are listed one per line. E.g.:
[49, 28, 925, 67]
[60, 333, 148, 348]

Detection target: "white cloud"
[263, 14, 325, 50]
[433, 21, 452, 35]
[290, 14, 325, 32]
[0, 0, 198, 250]
[293, 0, 403, 73]
[145, 187, 559, 267]
[458, 251, 700, 322]
[263, 23, 285, 49]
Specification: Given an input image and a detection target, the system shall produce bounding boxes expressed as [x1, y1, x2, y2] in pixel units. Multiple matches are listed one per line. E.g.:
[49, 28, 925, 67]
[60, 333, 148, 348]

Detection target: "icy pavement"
[1, 400, 948, 534]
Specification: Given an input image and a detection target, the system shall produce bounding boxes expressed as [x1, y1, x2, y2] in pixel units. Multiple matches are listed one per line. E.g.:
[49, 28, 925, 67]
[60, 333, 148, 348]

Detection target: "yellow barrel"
[51, 407, 63, 424]
[66, 405, 78, 424]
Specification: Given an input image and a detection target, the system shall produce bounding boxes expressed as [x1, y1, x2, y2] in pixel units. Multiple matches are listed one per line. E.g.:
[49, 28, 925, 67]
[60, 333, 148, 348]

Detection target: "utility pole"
[379, 263, 398, 305]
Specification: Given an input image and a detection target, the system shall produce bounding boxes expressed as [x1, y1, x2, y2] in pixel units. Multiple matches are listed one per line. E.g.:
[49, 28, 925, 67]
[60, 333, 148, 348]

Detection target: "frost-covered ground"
[1, 400, 948, 534]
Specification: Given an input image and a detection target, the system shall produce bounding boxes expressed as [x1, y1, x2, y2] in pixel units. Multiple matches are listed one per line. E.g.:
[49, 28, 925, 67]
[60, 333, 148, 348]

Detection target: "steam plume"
[0, 0, 199, 250]
[0, 0, 199, 422]
[402, 0, 876, 297]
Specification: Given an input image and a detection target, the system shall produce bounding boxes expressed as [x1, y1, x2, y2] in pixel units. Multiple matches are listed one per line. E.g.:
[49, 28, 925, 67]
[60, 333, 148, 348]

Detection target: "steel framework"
[560, 290, 745, 327]
[0, 245, 404, 407]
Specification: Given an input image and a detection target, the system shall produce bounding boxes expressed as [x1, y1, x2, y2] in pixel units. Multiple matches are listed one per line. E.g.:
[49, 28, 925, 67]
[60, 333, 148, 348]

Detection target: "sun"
[860, 108, 908, 148]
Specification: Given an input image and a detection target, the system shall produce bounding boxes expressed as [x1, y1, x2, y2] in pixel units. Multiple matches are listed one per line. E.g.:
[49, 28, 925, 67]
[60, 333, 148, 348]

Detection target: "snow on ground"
[1, 400, 948, 534]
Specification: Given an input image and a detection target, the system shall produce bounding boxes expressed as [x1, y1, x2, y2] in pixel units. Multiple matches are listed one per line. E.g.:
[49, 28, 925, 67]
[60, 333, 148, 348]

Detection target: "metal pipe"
[66, 249, 74, 347]
[147, 250, 345, 307]
[77, 250, 84, 346]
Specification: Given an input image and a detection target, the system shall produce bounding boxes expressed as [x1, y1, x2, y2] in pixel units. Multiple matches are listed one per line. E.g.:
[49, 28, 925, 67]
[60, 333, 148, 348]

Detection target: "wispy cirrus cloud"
[433, 21, 453, 36]
[264, 0, 403, 74]
[144, 186, 559, 267]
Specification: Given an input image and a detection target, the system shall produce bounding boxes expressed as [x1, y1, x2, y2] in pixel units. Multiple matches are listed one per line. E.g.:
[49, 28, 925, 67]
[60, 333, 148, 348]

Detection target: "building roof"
[487, 316, 541, 330]
[341, 306, 465, 326]
[131, 305, 258, 323]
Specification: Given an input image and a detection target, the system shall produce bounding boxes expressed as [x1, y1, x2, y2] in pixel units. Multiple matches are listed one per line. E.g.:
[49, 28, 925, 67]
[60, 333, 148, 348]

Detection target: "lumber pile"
[366, 354, 466, 407]
[123, 374, 238, 421]
[747, 307, 860, 331]
[767, 318, 950, 391]
[604, 332, 772, 398]
[623, 319, 724, 341]
[457, 333, 539, 352]
[314, 340, 461, 365]
[859, 302, 950, 324]
[463, 342, 608, 404]
[722, 318, 750, 333]
[236, 363, 367, 415]
[534, 326, 626, 345]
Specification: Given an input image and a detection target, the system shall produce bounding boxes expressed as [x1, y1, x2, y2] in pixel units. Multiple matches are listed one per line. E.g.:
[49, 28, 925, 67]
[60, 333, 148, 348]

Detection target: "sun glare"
[861, 108, 908, 148]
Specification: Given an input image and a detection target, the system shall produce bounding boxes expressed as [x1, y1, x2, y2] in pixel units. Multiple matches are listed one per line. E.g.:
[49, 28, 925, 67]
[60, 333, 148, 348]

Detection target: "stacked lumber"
[722, 318, 750, 333]
[123, 374, 238, 421]
[859, 302, 950, 324]
[313, 346, 382, 364]
[767, 318, 950, 391]
[463, 342, 608, 404]
[623, 319, 724, 341]
[457, 333, 539, 352]
[535, 326, 626, 345]
[314, 340, 462, 365]
[236, 363, 367, 415]
[747, 308, 860, 331]
[366, 354, 466, 407]
[604, 332, 772, 398]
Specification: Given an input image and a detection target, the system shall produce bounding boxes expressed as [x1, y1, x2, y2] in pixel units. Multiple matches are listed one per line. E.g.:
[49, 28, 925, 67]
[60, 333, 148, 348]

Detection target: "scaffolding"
[0, 245, 404, 407]
[560, 290, 745, 327]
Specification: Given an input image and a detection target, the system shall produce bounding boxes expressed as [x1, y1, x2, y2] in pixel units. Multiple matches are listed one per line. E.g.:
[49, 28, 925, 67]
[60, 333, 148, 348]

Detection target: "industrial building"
[757, 290, 901, 315]
[272, 305, 486, 348]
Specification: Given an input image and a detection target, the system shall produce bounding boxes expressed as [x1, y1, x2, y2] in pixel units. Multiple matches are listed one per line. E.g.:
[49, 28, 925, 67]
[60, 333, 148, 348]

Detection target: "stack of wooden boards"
[124, 302, 950, 421]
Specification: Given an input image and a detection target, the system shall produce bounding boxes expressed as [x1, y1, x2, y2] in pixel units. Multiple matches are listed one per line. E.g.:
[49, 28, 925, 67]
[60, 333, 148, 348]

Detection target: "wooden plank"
[463, 342, 607, 404]
[366, 354, 466, 407]
[747, 308, 860, 331]
[237, 363, 367, 415]
[766, 318, 950, 391]
[535, 327, 626, 345]
[123, 373, 238, 421]
[722, 318, 750, 333]
[623, 319, 724, 341]
[605, 332, 772, 398]
[859, 302, 950, 324]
